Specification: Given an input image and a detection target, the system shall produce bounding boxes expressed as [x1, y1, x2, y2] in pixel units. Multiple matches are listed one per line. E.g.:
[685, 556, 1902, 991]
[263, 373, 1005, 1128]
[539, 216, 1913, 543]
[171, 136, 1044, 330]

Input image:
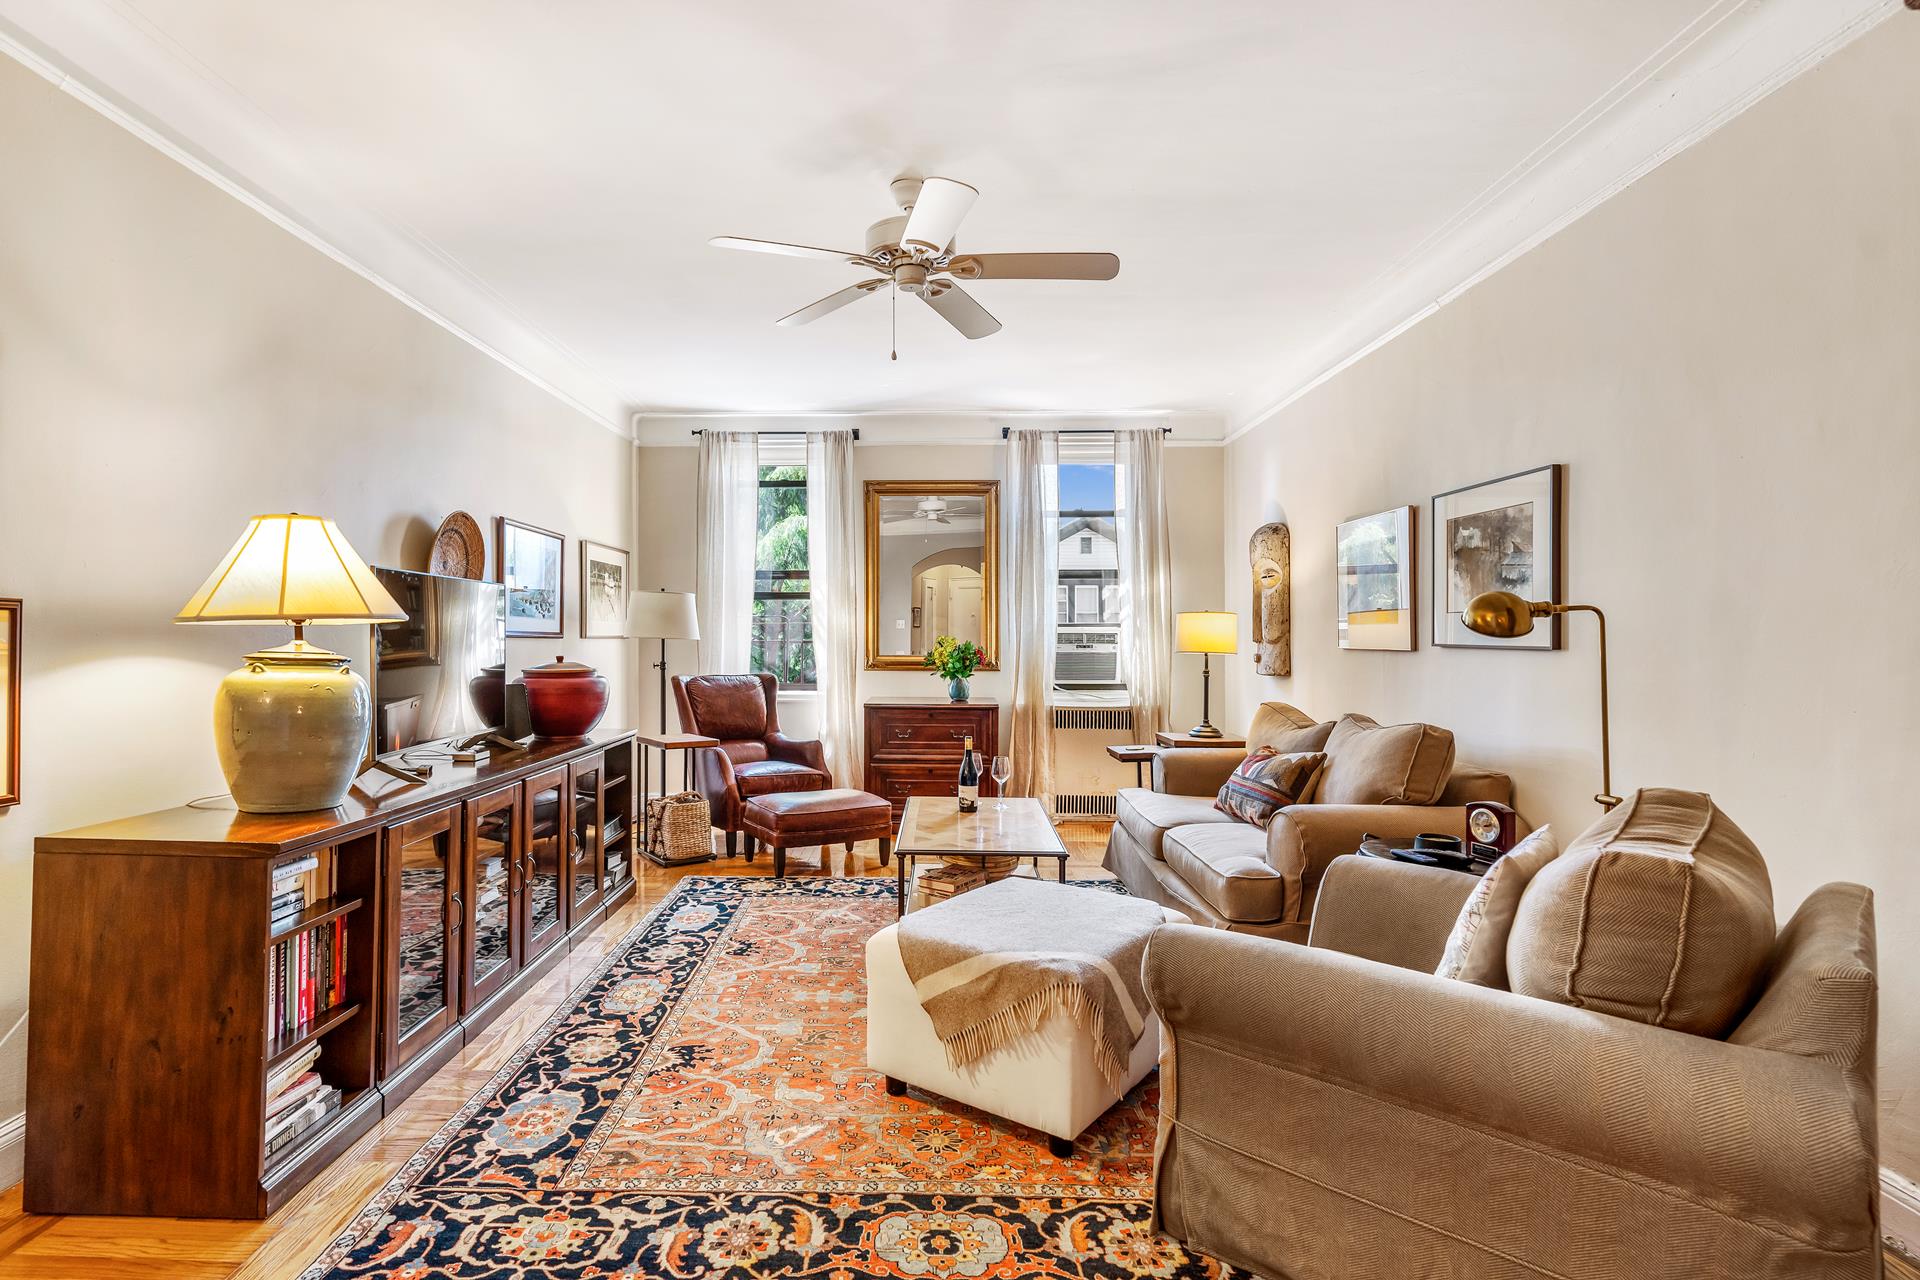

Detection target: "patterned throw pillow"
[1434, 826, 1559, 987]
[1213, 749, 1328, 828]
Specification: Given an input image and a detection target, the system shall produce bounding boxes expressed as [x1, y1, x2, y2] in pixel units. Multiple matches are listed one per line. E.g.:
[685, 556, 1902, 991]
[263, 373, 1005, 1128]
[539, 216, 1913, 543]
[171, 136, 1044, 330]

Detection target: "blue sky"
[1059, 463, 1115, 513]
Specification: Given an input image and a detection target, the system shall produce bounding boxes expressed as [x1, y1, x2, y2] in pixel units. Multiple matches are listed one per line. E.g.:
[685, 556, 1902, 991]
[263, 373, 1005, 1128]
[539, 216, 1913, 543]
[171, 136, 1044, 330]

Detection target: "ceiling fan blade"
[947, 252, 1120, 281]
[710, 236, 872, 266]
[921, 283, 1001, 340]
[900, 177, 978, 256]
[776, 279, 887, 327]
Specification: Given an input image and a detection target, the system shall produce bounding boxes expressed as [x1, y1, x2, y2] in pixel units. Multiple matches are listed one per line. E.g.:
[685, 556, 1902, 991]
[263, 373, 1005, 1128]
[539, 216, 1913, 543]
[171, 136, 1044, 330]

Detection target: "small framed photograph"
[496, 517, 564, 638]
[580, 540, 629, 639]
[1336, 507, 1415, 651]
[0, 598, 19, 807]
[1432, 465, 1563, 649]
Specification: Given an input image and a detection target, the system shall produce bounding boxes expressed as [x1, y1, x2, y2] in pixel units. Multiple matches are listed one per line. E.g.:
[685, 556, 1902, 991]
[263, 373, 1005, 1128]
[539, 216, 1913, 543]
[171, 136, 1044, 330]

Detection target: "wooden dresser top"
[37, 730, 634, 858]
[864, 697, 1001, 709]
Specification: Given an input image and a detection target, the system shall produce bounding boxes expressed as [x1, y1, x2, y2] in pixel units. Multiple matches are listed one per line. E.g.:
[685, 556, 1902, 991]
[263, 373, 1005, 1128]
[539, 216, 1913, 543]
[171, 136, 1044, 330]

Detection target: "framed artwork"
[1336, 507, 1415, 651]
[580, 540, 630, 639]
[496, 517, 565, 638]
[1432, 464, 1563, 649]
[0, 598, 18, 807]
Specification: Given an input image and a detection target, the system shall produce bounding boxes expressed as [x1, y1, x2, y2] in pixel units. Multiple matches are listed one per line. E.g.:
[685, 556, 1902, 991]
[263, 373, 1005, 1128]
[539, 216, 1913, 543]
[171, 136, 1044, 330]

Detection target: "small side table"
[1153, 731, 1247, 750]
[1105, 743, 1159, 788]
[637, 731, 718, 863]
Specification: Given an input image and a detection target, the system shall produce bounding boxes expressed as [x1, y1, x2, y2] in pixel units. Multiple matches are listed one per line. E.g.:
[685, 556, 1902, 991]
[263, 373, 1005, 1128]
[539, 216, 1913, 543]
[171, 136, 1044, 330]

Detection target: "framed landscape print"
[580, 540, 629, 639]
[496, 517, 564, 638]
[1336, 507, 1415, 651]
[1432, 464, 1562, 649]
[0, 598, 17, 807]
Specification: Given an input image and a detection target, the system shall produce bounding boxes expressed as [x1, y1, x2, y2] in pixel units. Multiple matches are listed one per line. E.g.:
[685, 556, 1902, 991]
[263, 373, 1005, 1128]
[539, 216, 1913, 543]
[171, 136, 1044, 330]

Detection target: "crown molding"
[0, 6, 634, 438]
[1224, 0, 1903, 444]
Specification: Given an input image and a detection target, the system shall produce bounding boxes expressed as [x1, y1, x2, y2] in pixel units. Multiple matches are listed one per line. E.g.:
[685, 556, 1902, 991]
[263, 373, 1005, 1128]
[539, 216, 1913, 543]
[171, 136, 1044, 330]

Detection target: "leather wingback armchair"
[671, 673, 830, 855]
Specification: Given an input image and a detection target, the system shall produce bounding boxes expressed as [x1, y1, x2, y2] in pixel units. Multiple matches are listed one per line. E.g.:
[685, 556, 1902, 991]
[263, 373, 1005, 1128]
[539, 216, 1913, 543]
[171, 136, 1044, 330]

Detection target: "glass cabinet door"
[463, 783, 522, 1013]
[569, 761, 605, 922]
[385, 805, 461, 1071]
[523, 766, 569, 963]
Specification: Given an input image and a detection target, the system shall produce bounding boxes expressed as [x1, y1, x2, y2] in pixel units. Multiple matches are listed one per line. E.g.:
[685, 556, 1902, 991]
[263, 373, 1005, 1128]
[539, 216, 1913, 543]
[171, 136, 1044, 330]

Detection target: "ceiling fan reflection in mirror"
[710, 175, 1119, 359]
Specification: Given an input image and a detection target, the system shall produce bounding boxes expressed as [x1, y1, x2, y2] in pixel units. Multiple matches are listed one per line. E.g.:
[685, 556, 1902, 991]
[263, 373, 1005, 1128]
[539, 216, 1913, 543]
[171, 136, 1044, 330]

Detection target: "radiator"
[1050, 705, 1137, 822]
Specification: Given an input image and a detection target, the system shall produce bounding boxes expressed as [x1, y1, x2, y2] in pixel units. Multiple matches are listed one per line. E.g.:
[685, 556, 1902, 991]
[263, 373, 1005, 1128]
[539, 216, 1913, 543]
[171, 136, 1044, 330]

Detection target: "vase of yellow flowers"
[924, 635, 982, 703]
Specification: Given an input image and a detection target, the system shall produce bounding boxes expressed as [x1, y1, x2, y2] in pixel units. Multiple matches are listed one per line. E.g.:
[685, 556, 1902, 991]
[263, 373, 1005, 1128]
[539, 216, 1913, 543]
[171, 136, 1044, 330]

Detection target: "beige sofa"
[1103, 702, 1514, 938]
[1143, 792, 1882, 1279]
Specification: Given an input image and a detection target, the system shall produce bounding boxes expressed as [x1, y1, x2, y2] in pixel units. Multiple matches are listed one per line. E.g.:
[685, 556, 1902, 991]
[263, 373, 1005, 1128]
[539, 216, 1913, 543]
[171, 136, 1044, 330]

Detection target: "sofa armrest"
[1152, 748, 1244, 796]
[767, 732, 828, 774]
[1143, 925, 1878, 1254]
[1306, 854, 1477, 970]
[1265, 804, 1470, 922]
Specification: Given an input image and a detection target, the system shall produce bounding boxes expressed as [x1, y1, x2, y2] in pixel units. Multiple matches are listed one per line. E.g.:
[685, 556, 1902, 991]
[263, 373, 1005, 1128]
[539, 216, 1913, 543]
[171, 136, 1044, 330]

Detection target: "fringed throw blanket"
[895, 878, 1167, 1088]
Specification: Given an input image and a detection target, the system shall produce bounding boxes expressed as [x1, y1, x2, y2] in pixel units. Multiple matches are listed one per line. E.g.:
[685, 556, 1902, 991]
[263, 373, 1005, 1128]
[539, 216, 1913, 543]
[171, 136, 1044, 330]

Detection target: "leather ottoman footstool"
[741, 788, 894, 878]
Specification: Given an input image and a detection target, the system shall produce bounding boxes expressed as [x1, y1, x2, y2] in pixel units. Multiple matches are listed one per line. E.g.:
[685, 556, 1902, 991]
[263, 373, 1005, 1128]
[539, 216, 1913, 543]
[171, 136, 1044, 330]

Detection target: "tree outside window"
[752, 465, 816, 687]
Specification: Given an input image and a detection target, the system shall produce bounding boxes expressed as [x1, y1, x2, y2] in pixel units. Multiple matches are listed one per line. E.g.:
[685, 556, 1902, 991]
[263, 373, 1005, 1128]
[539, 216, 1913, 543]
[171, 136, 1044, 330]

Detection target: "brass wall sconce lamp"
[1462, 591, 1622, 811]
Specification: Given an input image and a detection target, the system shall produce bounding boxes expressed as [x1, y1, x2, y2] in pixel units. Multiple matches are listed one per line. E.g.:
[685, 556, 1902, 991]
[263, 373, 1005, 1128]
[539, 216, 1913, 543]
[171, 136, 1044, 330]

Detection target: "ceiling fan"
[912, 496, 952, 525]
[710, 175, 1119, 357]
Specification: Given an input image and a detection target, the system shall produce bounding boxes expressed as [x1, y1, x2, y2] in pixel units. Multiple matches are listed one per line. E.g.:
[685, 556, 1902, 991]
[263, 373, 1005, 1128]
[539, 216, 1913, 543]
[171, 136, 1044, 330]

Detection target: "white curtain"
[1004, 429, 1059, 805]
[1115, 426, 1174, 742]
[807, 429, 862, 785]
[695, 430, 757, 677]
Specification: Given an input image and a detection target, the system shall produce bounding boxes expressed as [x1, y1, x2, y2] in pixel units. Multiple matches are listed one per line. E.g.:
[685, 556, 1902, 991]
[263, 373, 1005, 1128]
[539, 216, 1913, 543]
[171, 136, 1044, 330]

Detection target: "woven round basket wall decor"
[429, 511, 486, 579]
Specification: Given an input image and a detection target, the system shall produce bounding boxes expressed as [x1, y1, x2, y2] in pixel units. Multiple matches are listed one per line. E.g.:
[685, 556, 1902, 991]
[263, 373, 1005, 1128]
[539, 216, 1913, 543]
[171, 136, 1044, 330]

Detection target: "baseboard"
[0, 1111, 23, 1190]
[1886, 1167, 1920, 1261]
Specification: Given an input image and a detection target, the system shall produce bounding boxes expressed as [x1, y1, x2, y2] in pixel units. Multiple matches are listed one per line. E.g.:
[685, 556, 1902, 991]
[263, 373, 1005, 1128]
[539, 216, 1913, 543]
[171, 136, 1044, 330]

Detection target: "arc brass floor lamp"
[1463, 591, 1622, 811]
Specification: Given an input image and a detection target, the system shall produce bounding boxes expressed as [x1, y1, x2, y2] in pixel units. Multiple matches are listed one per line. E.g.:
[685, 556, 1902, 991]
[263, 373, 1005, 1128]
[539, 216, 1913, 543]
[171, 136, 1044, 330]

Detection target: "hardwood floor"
[0, 820, 1911, 1278]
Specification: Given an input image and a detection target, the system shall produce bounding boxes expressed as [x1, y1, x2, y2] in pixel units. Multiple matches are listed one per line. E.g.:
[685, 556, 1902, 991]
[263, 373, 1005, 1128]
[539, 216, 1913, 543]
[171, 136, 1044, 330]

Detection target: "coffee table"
[892, 795, 1069, 916]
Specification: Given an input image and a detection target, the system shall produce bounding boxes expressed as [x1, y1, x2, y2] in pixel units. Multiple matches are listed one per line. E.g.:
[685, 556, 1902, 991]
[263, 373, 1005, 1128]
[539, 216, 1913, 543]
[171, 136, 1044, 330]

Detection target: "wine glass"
[990, 755, 1012, 809]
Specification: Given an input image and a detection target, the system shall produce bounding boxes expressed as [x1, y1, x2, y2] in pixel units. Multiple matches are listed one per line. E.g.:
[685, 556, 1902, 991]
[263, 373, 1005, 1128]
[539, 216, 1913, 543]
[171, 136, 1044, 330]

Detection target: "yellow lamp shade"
[1175, 611, 1238, 654]
[175, 514, 405, 624]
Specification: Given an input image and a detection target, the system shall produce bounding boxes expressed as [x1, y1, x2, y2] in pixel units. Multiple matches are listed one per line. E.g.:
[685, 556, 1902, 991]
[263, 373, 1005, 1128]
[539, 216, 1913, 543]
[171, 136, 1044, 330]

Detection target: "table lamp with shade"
[1462, 590, 1621, 811]
[625, 588, 700, 733]
[174, 514, 405, 813]
[1175, 610, 1238, 739]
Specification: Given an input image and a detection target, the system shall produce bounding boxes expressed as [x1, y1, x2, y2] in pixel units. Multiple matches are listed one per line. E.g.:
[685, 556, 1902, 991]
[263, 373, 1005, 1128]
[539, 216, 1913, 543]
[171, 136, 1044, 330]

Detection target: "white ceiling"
[0, 1, 1897, 434]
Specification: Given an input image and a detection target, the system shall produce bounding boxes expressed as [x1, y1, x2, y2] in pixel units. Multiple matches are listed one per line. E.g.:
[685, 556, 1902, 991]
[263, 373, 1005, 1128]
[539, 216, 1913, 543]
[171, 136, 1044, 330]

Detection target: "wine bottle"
[957, 736, 980, 813]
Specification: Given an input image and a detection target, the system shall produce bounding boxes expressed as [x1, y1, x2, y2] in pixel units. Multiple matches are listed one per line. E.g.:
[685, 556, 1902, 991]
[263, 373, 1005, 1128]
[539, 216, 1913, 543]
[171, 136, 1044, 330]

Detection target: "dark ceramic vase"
[521, 656, 608, 739]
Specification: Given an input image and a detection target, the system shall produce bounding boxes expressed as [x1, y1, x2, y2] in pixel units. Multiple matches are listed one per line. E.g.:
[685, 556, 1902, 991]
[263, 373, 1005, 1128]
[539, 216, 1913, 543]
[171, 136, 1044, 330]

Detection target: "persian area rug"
[303, 876, 1233, 1279]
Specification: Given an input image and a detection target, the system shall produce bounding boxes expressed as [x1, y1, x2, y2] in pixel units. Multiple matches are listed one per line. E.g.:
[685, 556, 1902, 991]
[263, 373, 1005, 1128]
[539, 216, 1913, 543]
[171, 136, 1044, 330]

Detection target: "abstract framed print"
[1432, 464, 1563, 650]
[1336, 506, 1415, 651]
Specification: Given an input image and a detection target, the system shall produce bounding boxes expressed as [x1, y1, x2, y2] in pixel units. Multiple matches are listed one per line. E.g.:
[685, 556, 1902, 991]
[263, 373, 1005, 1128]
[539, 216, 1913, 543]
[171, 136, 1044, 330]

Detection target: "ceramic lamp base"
[213, 639, 372, 813]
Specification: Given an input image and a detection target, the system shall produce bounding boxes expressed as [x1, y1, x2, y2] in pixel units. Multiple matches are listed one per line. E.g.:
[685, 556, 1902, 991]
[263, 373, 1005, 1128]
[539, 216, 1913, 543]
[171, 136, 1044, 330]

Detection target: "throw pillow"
[1506, 788, 1775, 1038]
[1214, 749, 1327, 828]
[1434, 826, 1559, 987]
[1315, 714, 1456, 806]
[1246, 702, 1337, 755]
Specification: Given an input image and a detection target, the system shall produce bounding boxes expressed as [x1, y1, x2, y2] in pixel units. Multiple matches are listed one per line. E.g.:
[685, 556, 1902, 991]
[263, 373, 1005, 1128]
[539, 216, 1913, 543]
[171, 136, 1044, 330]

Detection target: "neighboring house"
[1056, 517, 1122, 687]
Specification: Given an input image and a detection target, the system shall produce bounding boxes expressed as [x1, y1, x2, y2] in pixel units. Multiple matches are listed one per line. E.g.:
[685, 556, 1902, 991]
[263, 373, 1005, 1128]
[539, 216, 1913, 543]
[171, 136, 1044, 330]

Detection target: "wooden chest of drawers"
[864, 697, 1000, 824]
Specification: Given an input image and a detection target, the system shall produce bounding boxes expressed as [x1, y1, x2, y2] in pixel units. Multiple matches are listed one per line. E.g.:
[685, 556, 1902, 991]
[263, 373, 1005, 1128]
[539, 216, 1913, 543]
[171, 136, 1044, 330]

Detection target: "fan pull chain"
[890, 283, 898, 361]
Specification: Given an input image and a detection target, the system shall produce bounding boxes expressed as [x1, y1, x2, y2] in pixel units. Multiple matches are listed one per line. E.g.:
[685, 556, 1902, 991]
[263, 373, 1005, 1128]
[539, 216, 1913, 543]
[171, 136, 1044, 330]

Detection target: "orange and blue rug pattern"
[303, 876, 1233, 1279]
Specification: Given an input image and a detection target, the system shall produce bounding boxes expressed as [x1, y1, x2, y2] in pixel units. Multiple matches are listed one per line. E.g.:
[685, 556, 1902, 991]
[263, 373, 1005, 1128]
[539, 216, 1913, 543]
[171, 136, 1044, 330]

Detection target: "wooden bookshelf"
[25, 729, 638, 1219]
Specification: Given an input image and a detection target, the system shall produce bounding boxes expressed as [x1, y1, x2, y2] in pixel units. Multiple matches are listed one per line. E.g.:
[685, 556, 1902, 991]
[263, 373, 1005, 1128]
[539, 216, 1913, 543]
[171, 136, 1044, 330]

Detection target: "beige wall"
[1221, 20, 1920, 1178]
[631, 437, 1225, 746]
[0, 58, 636, 1182]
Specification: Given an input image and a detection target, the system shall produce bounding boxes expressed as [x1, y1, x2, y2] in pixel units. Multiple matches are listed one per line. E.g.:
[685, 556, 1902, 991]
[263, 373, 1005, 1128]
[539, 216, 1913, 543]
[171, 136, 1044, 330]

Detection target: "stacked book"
[263, 1045, 341, 1160]
[269, 854, 319, 930]
[267, 915, 346, 1041]
[917, 864, 986, 900]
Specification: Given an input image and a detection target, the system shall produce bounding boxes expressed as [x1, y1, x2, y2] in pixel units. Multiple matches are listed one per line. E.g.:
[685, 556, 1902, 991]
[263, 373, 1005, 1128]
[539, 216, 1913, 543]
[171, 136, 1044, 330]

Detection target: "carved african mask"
[1250, 522, 1291, 677]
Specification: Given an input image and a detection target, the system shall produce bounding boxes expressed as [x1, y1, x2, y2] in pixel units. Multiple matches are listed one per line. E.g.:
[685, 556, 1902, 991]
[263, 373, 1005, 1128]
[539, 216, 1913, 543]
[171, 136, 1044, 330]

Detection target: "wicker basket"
[646, 791, 712, 865]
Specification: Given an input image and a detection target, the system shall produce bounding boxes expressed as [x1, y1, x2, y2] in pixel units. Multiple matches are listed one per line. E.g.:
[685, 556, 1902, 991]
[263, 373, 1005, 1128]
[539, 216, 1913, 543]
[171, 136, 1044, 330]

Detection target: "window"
[1054, 446, 1123, 691]
[751, 462, 815, 688]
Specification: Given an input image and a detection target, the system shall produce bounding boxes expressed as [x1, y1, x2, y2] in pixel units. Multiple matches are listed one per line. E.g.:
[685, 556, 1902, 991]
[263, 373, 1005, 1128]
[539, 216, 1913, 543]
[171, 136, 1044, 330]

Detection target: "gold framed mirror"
[865, 481, 1000, 670]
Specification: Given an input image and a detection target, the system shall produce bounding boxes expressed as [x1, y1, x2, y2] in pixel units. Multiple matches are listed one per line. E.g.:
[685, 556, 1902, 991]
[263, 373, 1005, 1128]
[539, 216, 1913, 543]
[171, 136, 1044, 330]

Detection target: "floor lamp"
[1462, 590, 1621, 810]
[625, 589, 700, 733]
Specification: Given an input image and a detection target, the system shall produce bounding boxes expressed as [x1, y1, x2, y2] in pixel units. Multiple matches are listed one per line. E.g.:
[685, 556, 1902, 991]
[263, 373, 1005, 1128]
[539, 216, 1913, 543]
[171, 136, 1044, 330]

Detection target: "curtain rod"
[1000, 426, 1170, 438]
[689, 428, 860, 440]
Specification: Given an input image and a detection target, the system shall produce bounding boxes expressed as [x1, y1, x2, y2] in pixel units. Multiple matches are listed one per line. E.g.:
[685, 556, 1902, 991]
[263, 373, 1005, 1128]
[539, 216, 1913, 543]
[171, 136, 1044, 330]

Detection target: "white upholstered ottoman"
[863, 901, 1186, 1157]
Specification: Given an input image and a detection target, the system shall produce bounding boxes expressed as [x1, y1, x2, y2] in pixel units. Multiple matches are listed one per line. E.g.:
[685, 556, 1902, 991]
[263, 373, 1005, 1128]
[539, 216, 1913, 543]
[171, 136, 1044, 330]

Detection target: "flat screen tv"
[370, 567, 507, 753]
